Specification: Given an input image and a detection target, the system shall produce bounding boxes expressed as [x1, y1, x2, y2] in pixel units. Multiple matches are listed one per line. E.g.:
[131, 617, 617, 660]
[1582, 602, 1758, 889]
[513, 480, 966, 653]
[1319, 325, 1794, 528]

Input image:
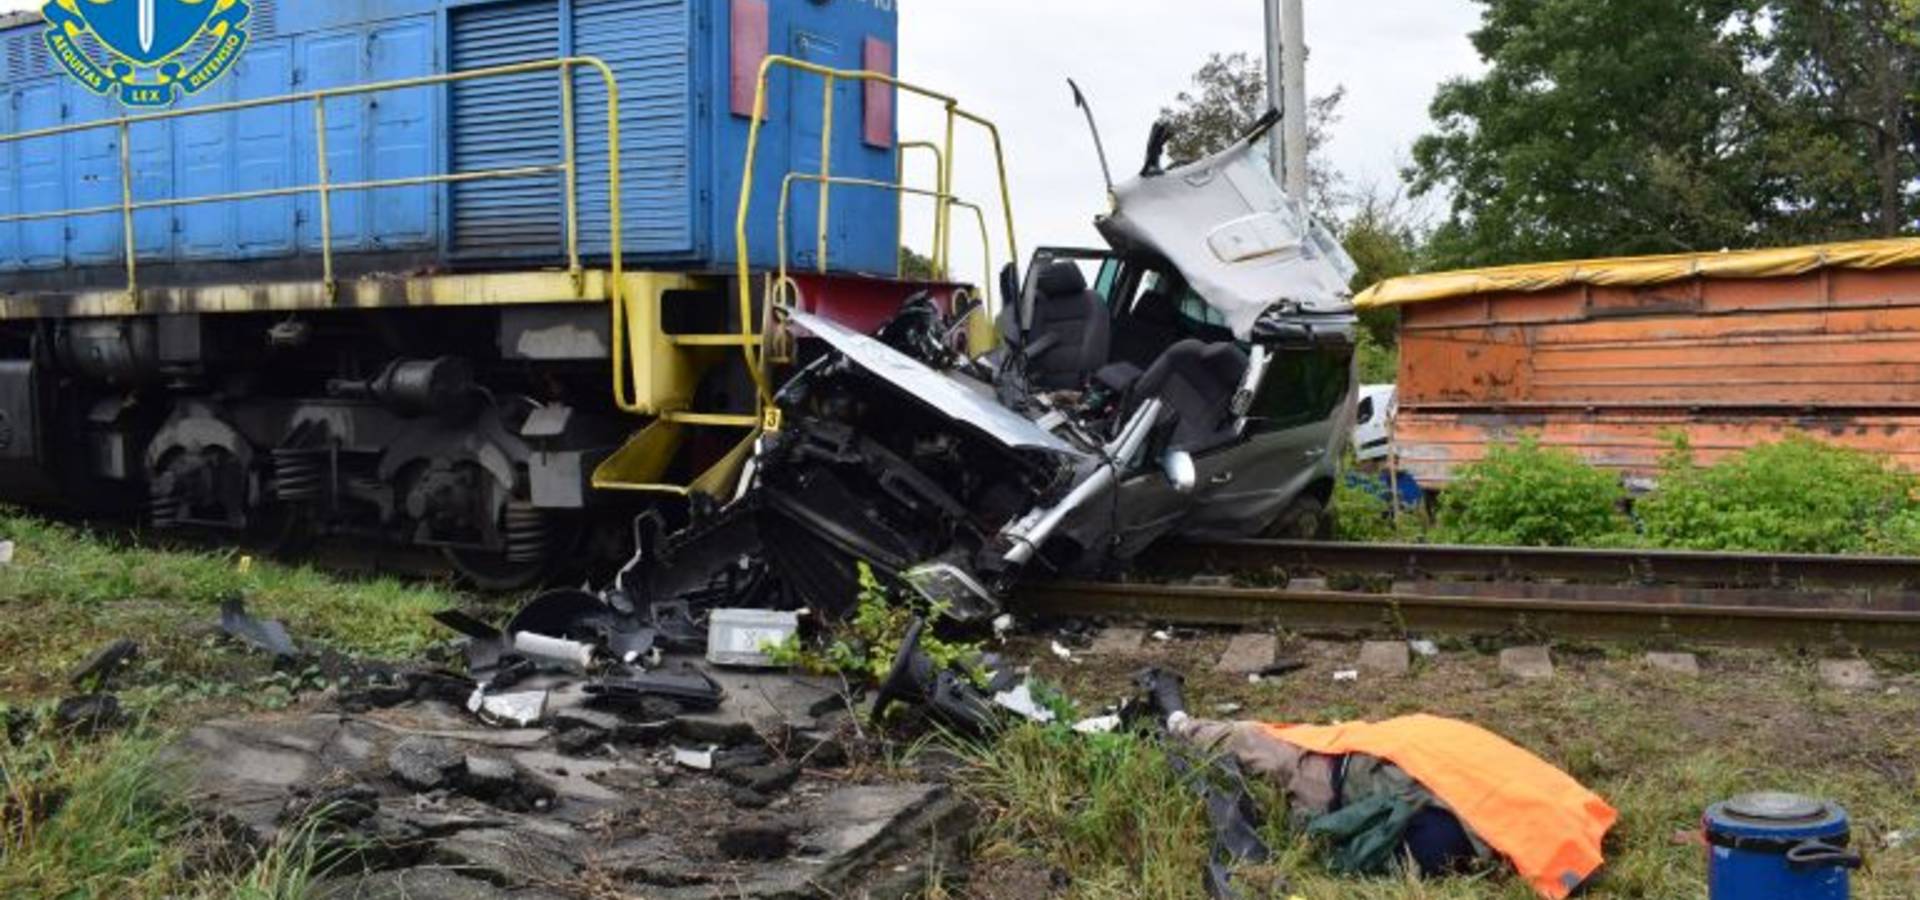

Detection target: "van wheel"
[1266, 496, 1330, 540]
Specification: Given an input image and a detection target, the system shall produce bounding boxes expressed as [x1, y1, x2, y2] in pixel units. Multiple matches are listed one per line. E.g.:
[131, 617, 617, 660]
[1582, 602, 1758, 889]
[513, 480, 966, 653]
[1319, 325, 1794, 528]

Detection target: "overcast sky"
[0, 0, 1486, 273]
[899, 1, 1485, 273]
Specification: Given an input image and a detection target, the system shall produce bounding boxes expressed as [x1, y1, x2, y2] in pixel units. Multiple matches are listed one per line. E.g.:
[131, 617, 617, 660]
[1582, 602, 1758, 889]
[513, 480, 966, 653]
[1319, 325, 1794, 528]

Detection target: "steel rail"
[1142, 539, 1920, 591]
[1015, 581, 1920, 649]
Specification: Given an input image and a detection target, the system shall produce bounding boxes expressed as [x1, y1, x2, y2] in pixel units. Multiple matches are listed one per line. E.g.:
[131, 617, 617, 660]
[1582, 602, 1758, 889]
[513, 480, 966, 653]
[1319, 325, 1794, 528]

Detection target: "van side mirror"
[1163, 450, 1197, 494]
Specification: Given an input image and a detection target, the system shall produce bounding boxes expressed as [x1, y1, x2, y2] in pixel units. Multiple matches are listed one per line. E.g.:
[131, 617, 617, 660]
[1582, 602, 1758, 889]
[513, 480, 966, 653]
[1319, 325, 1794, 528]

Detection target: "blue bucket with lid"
[1705, 792, 1861, 899]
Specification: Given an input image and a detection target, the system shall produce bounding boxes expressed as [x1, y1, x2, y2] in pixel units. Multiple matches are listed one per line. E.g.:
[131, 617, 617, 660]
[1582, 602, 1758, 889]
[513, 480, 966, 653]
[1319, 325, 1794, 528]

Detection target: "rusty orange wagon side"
[1355, 239, 1920, 487]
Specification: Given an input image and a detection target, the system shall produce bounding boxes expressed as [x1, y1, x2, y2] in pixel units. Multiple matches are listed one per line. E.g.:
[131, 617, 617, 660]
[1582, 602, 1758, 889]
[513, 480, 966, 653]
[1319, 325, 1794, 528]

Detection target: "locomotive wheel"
[441, 544, 550, 592]
[440, 503, 581, 592]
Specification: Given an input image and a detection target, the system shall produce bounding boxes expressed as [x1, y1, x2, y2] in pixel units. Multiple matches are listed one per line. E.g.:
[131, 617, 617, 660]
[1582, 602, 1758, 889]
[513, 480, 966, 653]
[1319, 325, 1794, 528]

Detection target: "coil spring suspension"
[148, 480, 183, 528]
[271, 448, 327, 503]
[503, 502, 549, 565]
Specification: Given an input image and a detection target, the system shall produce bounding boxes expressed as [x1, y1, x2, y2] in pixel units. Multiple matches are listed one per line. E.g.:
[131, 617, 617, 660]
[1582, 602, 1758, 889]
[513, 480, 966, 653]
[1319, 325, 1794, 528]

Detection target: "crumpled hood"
[1097, 137, 1356, 340]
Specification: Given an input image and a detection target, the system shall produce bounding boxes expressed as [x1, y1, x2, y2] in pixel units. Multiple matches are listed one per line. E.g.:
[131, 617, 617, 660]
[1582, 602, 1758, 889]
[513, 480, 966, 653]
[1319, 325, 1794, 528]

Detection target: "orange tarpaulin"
[1264, 714, 1618, 900]
[1354, 237, 1920, 309]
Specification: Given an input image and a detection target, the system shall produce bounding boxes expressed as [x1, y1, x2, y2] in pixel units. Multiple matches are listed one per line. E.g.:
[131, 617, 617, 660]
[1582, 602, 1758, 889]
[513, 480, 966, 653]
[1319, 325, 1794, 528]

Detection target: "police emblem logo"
[40, 0, 253, 107]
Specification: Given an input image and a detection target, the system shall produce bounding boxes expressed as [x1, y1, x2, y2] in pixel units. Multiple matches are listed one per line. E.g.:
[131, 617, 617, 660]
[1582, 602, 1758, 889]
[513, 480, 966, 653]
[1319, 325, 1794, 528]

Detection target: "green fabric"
[1306, 793, 1428, 876]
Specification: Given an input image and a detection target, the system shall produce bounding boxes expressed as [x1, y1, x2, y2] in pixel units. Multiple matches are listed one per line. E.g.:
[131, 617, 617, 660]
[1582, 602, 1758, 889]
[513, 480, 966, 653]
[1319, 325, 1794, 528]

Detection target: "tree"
[1745, 0, 1920, 238]
[1340, 182, 1431, 383]
[899, 246, 936, 280]
[1157, 52, 1348, 218]
[1409, 0, 1920, 269]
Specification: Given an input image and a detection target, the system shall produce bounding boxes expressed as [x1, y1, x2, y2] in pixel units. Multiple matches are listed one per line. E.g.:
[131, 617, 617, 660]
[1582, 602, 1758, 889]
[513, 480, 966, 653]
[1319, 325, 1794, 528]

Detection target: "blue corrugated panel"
[573, 0, 696, 260]
[450, 0, 565, 258]
[0, 0, 902, 278]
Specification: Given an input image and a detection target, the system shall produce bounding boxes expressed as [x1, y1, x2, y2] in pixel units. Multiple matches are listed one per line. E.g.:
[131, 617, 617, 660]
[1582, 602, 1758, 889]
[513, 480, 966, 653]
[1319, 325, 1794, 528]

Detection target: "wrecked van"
[626, 117, 1359, 622]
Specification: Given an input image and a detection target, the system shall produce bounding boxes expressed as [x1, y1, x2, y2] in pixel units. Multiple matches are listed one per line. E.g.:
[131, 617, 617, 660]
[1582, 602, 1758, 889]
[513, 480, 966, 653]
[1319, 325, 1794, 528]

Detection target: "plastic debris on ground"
[991, 682, 1057, 724]
[705, 609, 800, 668]
[218, 595, 298, 661]
[1073, 714, 1122, 734]
[466, 689, 548, 728]
[1332, 669, 1360, 682]
[1410, 639, 1440, 658]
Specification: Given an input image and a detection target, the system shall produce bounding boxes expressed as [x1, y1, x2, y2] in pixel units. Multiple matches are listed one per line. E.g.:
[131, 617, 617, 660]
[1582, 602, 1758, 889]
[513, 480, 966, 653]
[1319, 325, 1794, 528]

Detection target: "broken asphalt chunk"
[722, 763, 801, 796]
[219, 596, 297, 661]
[388, 736, 464, 792]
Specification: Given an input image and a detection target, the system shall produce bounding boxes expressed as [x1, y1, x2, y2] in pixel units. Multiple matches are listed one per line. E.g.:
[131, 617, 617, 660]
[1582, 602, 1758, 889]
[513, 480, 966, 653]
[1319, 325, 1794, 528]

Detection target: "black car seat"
[1129, 339, 1251, 455]
[1112, 287, 1183, 371]
[1022, 262, 1110, 391]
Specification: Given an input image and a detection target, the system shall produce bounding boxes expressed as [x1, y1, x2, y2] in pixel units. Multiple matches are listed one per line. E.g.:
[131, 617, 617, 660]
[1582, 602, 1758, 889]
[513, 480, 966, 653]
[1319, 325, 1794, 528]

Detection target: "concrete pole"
[1281, 0, 1310, 207]
[1262, 0, 1285, 183]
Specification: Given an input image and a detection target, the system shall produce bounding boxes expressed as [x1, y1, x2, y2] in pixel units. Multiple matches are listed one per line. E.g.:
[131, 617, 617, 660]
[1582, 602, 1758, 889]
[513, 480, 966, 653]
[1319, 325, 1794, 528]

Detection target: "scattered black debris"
[1257, 660, 1310, 680]
[67, 638, 139, 692]
[52, 693, 125, 737]
[1133, 668, 1277, 900]
[586, 666, 725, 712]
[871, 618, 1000, 737]
[724, 763, 802, 796]
[730, 786, 776, 809]
[718, 822, 795, 861]
[219, 596, 298, 661]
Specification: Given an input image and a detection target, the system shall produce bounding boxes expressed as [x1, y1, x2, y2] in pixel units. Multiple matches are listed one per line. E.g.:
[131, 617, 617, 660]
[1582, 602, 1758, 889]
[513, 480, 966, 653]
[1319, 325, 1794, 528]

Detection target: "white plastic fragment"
[1213, 702, 1244, 716]
[1410, 640, 1440, 658]
[0, 540, 15, 567]
[513, 631, 595, 669]
[992, 682, 1057, 724]
[1332, 669, 1360, 683]
[1151, 630, 1173, 642]
[706, 608, 800, 668]
[1050, 641, 1075, 663]
[1072, 715, 1122, 734]
[672, 746, 717, 771]
[467, 688, 548, 727]
[992, 614, 1015, 641]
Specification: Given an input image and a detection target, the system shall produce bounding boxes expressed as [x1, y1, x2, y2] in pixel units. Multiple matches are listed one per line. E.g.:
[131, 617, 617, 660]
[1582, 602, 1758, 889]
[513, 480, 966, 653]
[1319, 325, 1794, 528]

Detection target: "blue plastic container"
[1705, 793, 1860, 900]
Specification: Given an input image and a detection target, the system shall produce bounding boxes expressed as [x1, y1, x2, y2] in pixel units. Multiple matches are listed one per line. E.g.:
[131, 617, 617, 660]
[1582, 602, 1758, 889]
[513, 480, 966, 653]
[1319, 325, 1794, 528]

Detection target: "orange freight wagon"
[1354, 239, 1920, 487]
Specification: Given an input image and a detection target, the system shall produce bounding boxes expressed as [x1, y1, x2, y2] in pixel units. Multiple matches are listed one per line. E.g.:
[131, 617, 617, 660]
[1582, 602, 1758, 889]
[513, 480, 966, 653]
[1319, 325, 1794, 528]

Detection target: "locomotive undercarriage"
[0, 303, 640, 589]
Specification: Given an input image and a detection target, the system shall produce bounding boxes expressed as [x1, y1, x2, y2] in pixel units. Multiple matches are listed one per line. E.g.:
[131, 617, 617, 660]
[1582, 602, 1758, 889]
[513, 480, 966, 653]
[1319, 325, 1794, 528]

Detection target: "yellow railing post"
[311, 99, 335, 299]
[896, 140, 944, 267]
[735, 55, 1022, 409]
[560, 63, 582, 293]
[117, 118, 134, 304]
[938, 105, 956, 279]
[776, 172, 996, 309]
[957, 109, 1021, 278]
[815, 73, 836, 274]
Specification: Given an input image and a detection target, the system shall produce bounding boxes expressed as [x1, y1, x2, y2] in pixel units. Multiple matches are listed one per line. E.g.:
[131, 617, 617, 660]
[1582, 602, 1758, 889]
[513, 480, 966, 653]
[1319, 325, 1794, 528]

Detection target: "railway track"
[1137, 539, 1920, 590]
[1014, 540, 1920, 649]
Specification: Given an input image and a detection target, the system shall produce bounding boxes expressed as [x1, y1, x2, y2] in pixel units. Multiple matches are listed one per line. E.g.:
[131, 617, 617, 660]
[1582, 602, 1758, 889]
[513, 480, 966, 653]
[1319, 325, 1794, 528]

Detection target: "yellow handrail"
[895, 140, 944, 275]
[0, 56, 637, 413]
[734, 55, 1021, 407]
[776, 172, 996, 311]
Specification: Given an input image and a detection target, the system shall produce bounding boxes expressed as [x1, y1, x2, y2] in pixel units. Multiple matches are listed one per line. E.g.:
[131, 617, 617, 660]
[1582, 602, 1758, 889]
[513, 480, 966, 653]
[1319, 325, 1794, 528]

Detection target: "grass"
[4, 509, 1918, 898]
[0, 509, 473, 898]
[953, 638, 1920, 899]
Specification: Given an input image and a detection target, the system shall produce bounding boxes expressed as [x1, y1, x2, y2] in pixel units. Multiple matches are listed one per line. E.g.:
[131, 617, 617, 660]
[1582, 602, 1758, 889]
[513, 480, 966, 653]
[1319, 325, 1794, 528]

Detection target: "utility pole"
[1262, 0, 1285, 183]
[1264, 0, 1310, 206]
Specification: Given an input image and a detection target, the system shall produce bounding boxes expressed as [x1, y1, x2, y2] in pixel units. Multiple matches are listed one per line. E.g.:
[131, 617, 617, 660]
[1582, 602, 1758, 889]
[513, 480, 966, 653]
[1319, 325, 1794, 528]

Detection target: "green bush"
[1434, 435, 1631, 547]
[1637, 433, 1920, 554]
